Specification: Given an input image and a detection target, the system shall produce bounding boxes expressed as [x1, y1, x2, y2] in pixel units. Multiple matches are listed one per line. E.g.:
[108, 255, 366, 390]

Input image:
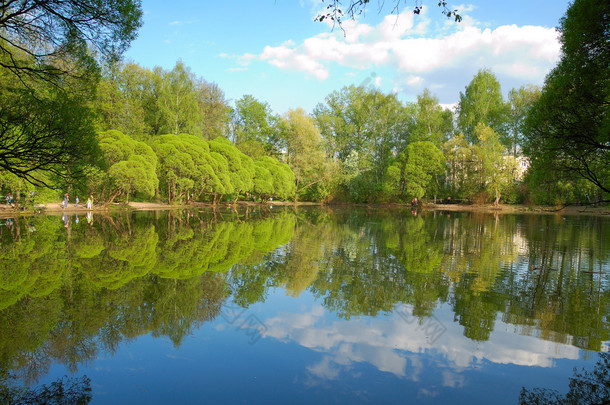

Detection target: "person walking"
[75, 196, 79, 208]
[63, 193, 69, 209]
[86, 194, 93, 210]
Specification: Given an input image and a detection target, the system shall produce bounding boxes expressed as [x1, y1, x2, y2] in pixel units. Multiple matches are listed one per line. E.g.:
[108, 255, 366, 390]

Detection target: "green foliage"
[442, 134, 476, 199]
[155, 62, 200, 135]
[151, 134, 222, 202]
[0, 56, 101, 185]
[523, 0, 610, 200]
[385, 141, 445, 200]
[96, 61, 155, 137]
[412, 89, 454, 146]
[458, 69, 509, 145]
[524, 167, 598, 206]
[209, 137, 255, 198]
[108, 157, 157, 200]
[313, 85, 411, 201]
[473, 124, 514, 205]
[252, 161, 274, 199]
[253, 157, 296, 201]
[95, 60, 229, 140]
[282, 108, 329, 201]
[0, 0, 142, 184]
[96, 130, 158, 202]
[231, 95, 283, 156]
[0, 1, 142, 78]
[507, 85, 540, 156]
[0, 171, 55, 208]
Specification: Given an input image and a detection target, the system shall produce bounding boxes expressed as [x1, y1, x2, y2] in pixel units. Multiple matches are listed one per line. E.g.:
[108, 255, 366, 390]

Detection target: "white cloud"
[407, 75, 424, 86]
[306, 356, 341, 380]
[379, 12, 416, 40]
[239, 53, 258, 66]
[169, 19, 197, 26]
[263, 303, 580, 382]
[261, 43, 329, 79]
[241, 7, 560, 98]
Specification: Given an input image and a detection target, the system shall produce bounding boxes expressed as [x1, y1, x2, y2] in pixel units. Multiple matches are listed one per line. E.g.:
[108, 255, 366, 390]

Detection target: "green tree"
[152, 134, 224, 203]
[473, 124, 514, 205]
[364, 90, 408, 183]
[253, 157, 295, 201]
[411, 88, 454, 146]
[194, 79, 230, 140]
[442, 134, 476, 199]
[314, 85, 373, 172]
[282, 108, 329, 201]
[457, 69, 509, 144]
[231, 95, 282, 157]
[0, 0, 142, 83]
[0, 0, 142, 183]
[523, 0, 610, 200]
[209, 137, 255, 201]
[0, 55, 101, 185]
[156, 61, 199, 136]
[96, 61, 155, 137]
[507, 85, 540, 157]
[314, 85, 410, 201]
[96, 130, 158, 203]
[385, 141, 445, 200]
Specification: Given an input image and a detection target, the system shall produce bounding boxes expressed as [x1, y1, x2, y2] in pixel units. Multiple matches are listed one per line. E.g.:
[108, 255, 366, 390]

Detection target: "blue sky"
[124, 1, 571, 114]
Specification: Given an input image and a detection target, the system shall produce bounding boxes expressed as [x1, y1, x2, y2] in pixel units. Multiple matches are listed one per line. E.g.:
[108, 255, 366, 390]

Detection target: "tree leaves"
[523, 0, 610, 201]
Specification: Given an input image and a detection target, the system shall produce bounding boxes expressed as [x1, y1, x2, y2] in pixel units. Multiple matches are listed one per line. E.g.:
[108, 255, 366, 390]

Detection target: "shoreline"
[0, 201, 607, 218]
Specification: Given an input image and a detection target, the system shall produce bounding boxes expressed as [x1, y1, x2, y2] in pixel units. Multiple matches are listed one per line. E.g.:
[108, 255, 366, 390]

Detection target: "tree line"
[87, 60, 544, 205]
[0, 0, 607, 206]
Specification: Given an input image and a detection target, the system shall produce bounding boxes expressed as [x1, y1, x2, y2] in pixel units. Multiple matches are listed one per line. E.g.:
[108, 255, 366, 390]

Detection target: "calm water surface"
[0, 207, 608, 404]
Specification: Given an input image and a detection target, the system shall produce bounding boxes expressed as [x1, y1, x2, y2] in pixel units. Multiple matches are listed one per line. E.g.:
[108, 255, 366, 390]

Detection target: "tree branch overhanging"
[315, 0, 461, 26]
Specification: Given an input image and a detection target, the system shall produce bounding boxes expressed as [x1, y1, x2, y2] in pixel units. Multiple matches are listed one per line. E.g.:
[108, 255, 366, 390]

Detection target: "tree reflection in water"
[0, 375, 91, 405]
[520, 352, 610, 405]
[0, 207, 608, 400]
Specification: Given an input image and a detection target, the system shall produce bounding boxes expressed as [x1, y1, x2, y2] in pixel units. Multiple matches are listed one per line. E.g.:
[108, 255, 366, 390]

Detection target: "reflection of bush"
[0, 219, 66, 310]
[0, 212, 296, 301]
[79, 225, 158, 290]
[155, 213, 295, 279]
[0, 211, 296, 386]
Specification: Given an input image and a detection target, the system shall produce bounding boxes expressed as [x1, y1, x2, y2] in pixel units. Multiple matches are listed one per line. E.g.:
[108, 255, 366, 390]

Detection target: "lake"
[0, 207, 608, 404]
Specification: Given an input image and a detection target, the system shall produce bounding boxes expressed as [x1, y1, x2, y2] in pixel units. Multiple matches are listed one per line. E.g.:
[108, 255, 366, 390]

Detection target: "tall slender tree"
[457, 69, 509, 145]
